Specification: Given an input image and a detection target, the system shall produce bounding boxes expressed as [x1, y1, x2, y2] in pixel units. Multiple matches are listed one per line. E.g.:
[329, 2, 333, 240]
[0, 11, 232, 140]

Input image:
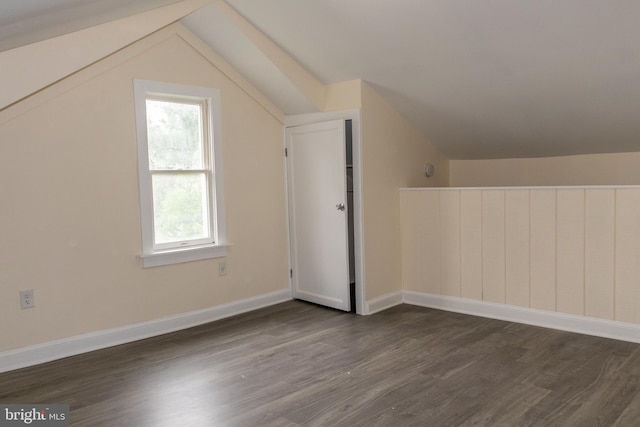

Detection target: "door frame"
[284, 109, 365, 315]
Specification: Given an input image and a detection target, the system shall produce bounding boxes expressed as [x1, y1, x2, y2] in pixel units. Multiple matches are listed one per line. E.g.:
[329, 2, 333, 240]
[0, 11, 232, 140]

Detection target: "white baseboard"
[366, 291, 403, 314]
[0, 289, 292, 374]
[403, 290, 640, 344]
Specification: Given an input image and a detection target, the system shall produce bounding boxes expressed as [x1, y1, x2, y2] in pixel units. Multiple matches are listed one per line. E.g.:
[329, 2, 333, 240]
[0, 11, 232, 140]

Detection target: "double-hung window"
[134, 80, 226, 267]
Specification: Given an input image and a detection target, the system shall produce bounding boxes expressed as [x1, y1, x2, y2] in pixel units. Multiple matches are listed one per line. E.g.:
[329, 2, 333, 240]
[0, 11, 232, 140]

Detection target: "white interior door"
[286, 119, 350, 311]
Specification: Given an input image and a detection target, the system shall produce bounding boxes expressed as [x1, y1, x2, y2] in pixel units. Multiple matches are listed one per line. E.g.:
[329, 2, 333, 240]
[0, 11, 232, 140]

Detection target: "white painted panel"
[505, 190, 530, 307]
[287, 120, 350, 311]
[401, 186, 640, 325]
[482, 190, 506, 303]
[400, 191, 422, 290]
[460, 191, 483, 300]
[615, 189, 640, 323]
[439, 190, 461, 296]
[420, 191, 441, 294]
[556, 189, 585, 315]
[584, 189, 615, 320]
[529, 189, 557, 311]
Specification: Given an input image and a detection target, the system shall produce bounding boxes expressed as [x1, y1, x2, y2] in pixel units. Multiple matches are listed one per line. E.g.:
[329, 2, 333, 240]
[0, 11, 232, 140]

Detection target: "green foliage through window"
[152, 173, 208, 244]
[145, 97, 210, 245]
[146, 99, 203, 170]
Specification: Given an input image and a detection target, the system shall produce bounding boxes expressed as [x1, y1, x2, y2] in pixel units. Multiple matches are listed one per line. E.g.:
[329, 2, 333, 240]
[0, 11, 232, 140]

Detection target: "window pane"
[152, 173, 209, 244]
[146, 100, 203, 170]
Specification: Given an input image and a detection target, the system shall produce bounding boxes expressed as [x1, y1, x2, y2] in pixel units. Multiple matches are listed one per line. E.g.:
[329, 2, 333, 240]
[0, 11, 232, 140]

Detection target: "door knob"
[336, 203, 345, 211]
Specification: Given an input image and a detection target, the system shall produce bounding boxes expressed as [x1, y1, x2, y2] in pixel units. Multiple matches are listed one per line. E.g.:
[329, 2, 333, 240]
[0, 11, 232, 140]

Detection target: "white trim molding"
[366, 291, 403, 315]
[400, 185, 640, 191]
[140, 243, 230, 268]
[0, 289, 291, 374]
[403, 291, 640, 344]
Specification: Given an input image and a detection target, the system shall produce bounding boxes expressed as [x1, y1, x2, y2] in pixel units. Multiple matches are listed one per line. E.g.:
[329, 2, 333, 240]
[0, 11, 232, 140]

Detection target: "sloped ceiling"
[0, 0, 180, 52]
[219, 0, 640, 160]
[4, 1, 640, 160]
[182, 2, 319, 115]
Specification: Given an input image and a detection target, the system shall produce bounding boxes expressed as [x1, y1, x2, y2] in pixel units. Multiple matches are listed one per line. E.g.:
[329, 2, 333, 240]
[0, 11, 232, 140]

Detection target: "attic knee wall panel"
[615, 189, 640, 323]
[420, 191, 441, 294]
[584, 189, 615, 320]
[505, 190, 530, 308]
[529, 189, 556, 311]
[460, 191, 482, 300]
[400, 187, 640, 325]
[556, 189, 585, 315]
[400, 191, 422, 291]
[439, 190, 461, 297]
[481, 190, 506, 304]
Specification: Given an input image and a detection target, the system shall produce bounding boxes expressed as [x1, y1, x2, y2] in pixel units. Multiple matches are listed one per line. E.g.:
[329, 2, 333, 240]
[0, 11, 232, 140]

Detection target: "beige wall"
[360, 82, 450, 302]
[450, 152, 640, 187]
[0, 29, 289, 351]
[400, 187, 640, 324]
[324, 79, 362, 112]
[0, 0, 209, 110]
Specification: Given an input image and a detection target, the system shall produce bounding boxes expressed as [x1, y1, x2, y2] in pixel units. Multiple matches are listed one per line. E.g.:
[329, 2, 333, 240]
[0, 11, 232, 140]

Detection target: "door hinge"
[290, 269, 293, 278]
[284, 147, 288, 157]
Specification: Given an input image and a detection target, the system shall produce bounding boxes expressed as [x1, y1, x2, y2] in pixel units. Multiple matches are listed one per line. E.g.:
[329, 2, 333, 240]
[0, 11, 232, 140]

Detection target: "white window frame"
[134, 79, 227, 267]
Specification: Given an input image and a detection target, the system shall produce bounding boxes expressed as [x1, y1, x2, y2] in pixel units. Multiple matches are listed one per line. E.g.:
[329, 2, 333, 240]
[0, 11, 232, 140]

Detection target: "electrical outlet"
[218, 261, 227, 276]
[20, 289, 35, 310]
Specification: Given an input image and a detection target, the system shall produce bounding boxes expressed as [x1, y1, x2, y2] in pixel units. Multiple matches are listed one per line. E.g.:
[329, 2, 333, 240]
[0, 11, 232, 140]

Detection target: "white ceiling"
[5, 1, 640, 159]
[0, 0, 179, 52]
[220, 0, 640, 160]
[182, 2, 318, 115]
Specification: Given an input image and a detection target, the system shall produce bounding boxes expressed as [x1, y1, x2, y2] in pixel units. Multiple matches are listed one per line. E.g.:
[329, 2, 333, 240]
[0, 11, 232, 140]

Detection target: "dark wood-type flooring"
[2, 301, 640, 426]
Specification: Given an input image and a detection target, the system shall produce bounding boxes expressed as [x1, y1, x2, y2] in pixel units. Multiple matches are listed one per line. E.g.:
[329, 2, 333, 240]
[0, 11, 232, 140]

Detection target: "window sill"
[140, 244, 229, 268]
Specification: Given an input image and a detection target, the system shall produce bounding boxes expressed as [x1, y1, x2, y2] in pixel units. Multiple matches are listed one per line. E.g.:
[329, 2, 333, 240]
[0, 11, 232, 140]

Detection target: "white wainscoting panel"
[420, 191, 441, 294]
[439, 190, 461, 297]
[481, 190, 506, 303]
[400, 186, 640, 336]
[615, 189, 640, 323]
[505, 190, 530, 307]
[529, 189, 556, 311]
[460, 190, 482, 300]
[556, 189, 585, 315]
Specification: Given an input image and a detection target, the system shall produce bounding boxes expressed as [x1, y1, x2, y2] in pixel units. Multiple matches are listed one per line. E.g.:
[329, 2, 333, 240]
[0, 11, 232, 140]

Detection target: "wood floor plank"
[2, 300, 640, 426]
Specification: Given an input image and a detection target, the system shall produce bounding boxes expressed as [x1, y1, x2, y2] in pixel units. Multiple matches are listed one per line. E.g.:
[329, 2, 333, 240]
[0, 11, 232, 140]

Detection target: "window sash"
[134, 79, 226, 267]
[145, 96, 209, 172]
[144, 93, 215, 250]
[146, 95, 214, 250]
[150, 170, 214, 250]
